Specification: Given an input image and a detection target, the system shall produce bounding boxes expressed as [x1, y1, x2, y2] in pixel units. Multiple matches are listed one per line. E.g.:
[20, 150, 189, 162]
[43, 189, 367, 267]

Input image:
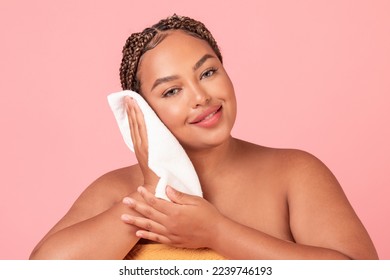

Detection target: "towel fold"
[124, 243, 225, 260]
[107, 90, 202, 200]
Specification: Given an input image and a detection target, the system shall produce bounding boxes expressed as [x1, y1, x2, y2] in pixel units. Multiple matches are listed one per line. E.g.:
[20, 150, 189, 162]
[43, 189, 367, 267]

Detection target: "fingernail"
[166, 185, 174, 194]
[121, 214, 132, 222]
[137, 186, 144, 193]
[122, 197, 134, 205]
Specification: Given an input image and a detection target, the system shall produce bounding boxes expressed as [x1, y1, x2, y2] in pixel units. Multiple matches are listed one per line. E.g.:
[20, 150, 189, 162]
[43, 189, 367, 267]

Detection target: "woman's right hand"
[125, 96, 159, 192]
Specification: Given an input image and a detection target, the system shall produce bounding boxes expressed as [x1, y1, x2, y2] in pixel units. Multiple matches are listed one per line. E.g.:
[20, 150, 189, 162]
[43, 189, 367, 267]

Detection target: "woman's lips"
[189, 105, 222, 127]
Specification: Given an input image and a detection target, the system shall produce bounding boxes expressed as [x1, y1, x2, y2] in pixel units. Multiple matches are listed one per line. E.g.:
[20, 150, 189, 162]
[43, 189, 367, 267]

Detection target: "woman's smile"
[189, 105, 223, 128]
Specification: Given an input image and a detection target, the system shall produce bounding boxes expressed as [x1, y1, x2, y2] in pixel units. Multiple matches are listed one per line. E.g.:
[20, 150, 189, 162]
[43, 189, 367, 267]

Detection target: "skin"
[30, 30, 378, 260]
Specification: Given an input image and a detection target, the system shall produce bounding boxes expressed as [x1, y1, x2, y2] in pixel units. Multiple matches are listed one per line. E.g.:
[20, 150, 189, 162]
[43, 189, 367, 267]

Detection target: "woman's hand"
[125, 97, 159, 191]
[120, 186, 223, 249]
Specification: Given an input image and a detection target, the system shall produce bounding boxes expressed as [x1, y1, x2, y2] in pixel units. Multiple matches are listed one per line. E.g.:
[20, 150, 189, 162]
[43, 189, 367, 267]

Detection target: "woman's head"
[120, 14, 223, 93]
[120, 15, 236, 151]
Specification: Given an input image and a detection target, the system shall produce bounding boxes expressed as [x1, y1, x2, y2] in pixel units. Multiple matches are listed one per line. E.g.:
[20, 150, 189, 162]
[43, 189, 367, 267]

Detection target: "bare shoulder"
[236, 140, 330, 183]
[270, 148, 335, 181]
[43, 165, 143, 237]
[241, 144, 342, 202]
[266, 148, 344, 196]
[267, 148, 378, 259]
[236, 142, 377, 259]
[247, 144, 335, 182]
[75, 164, 143, 212]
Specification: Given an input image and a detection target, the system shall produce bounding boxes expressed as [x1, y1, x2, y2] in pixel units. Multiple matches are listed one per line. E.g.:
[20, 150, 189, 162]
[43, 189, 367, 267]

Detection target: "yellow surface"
[125, 243, 225, 260]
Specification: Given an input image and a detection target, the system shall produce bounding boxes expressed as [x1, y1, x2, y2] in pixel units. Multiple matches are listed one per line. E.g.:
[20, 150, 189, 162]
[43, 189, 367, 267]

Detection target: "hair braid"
[119, 14, 223, 92]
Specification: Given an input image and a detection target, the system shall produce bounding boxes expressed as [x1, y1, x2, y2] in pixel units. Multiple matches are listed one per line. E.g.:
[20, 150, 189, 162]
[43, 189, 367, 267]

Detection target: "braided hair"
[119, 14, 223, 93]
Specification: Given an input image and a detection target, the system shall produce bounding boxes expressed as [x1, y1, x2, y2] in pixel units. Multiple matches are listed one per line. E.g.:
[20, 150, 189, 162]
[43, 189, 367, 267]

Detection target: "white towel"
[107, 90, 202, 201]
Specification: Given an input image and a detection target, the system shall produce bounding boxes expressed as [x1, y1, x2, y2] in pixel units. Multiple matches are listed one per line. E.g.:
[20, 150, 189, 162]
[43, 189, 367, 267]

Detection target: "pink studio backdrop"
[1, 0, 389, 259]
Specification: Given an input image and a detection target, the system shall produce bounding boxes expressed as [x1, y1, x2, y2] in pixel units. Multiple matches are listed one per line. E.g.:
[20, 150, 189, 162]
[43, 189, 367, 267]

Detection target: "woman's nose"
[190, 85, 211, 108]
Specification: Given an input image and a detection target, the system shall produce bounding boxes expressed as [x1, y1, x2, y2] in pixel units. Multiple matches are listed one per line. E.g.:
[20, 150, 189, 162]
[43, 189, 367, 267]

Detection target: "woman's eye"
[162, 88, 180, 98]
[201, 68, 218, 79]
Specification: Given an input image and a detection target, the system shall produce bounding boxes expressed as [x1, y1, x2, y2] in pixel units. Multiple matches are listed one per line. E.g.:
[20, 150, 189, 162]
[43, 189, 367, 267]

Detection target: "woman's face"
[137, 31, 237, 151]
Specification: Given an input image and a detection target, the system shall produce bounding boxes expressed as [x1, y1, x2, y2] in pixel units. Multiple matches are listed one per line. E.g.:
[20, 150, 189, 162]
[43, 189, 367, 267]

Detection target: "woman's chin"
[181, 133, 233, 152]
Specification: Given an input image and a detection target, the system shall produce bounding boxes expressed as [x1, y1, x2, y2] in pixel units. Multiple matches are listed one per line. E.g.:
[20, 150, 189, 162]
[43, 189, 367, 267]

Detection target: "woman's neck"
[185, 136, 241, 181]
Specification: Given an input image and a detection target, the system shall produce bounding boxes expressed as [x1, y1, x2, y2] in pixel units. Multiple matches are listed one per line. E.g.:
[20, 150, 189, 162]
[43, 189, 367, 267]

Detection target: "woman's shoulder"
[253, 145, 341, 194]
[238, 139, 323, 167]
[64, 164, 144, 218]
[238, 140, 334, 184]
[268, 147, 327, 170]
[84, 164, 144, 202]
[35, 165, 144, 243]
[79, 164, 143, 212]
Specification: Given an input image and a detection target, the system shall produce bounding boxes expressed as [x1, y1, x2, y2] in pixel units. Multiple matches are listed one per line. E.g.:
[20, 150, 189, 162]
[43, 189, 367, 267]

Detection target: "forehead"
[137, 31, 216, 84]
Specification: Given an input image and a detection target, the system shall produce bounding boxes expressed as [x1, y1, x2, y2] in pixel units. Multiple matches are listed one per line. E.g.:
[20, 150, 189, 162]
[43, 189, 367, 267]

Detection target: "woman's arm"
[120, 153, 378, 259]
[30, 96, 160, 259]
[29, 170, 144, 260]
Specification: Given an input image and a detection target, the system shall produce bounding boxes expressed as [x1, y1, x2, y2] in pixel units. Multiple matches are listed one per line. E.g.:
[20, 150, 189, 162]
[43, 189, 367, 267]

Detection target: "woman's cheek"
[157, 105, 185, 129]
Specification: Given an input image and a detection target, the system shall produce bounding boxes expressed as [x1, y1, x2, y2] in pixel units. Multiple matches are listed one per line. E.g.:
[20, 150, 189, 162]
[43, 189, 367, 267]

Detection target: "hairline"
[136, 30, 221, 95]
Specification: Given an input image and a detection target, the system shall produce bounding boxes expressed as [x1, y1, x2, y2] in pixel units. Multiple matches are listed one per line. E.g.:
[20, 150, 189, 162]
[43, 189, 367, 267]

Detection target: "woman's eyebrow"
[193, 54, 215, 71]
[151, 75, 180, 91]
[150, 54, 216, 92]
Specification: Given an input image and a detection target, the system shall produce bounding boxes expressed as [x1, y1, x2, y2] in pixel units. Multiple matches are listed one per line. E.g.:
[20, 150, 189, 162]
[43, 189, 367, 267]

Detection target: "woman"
[30, 15, 378, 260]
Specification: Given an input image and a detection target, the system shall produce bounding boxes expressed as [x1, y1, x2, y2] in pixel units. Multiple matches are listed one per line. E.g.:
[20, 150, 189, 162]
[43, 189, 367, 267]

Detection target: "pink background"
[1, 0, 389, 259]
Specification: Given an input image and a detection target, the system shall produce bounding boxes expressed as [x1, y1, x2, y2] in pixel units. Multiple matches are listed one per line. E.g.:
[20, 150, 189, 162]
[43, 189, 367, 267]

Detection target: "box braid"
[119, 14, 223, 93]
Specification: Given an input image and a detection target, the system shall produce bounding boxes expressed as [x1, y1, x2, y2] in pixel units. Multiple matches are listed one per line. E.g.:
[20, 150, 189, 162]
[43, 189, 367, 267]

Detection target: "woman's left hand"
[121, 186, 223, 249]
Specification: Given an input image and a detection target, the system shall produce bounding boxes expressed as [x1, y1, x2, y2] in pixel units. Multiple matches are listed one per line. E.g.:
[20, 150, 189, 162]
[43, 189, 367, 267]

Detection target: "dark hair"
[119, 14, 223, 93]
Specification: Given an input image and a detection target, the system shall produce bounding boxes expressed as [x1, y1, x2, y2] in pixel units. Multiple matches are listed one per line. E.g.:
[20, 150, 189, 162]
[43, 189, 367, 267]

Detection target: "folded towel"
[107, 90, 202, 200]
[124, 243, 226, 260]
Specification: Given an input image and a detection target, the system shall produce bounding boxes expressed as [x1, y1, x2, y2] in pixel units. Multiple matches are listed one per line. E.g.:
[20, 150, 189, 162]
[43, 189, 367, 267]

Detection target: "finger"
[132, 99, 148, 150]
[130, 100, 148, 170]
[137, 186, 175, 214]
[125, 97, 140, 146]
[128, 98, 146, 150]
[122, 195, 166, 222]
[121, 214, 166, 235]
[166, 185, 199, 205]
[135, 230, 172, 244]
[130, 99, 142, 147]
